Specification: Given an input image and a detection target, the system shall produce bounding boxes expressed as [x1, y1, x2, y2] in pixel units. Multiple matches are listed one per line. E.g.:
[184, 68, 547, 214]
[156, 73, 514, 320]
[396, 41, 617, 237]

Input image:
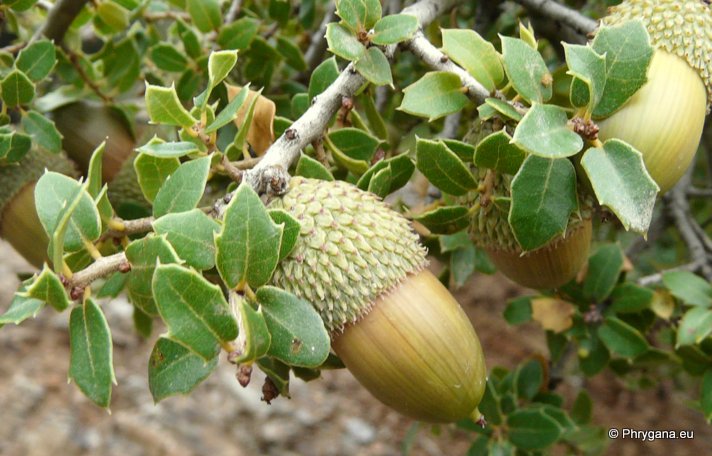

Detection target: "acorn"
[269, 177, 487, 423]
[596, 0, 711, 193]
[466, 170, 592, 290]
[0, 149, 78, 268]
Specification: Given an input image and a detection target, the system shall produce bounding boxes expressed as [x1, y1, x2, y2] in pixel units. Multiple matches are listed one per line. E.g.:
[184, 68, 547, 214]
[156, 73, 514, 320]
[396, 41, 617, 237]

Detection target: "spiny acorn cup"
[269, 177, 487, 423]
[0, 150, 78, 267]
[597, 0, 712, 193]
[466, 170, 592, 290]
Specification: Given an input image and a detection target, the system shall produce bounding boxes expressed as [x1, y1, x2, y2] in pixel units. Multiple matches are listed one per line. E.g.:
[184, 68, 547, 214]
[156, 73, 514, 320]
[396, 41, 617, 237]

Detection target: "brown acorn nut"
[0, 150, 78, 267]
[597, 0, 712, 193]
[270, 177, 487, 423]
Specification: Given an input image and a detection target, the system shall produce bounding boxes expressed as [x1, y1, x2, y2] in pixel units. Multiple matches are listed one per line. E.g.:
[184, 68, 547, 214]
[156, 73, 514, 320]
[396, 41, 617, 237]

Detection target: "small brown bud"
[236, 364, 253, 387]
[261, 377, 280, 404]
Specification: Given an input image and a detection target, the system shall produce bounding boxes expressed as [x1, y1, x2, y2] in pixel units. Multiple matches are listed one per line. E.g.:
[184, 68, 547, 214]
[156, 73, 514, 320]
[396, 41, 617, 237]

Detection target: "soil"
[0, 241, 710, 456]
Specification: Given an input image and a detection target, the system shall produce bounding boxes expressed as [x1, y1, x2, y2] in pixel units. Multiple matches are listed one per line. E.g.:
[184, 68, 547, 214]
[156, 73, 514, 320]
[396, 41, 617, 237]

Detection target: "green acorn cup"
[597, 0, 712, 193]
[270, 177, 487, 423]
[0, 150, 78, 268]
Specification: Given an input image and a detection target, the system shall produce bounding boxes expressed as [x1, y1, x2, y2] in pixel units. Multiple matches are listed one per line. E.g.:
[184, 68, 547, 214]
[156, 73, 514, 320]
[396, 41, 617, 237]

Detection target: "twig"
[438, 112, 462, 140]
[303, 2, 337, 73]
[687, 187, 712, 198]
[63, 48, 113, 103]
[509, 0, 598, 38]
[222, 155, 244, 182]
[34, 0, 91, 44]
[224, 0, 243, 24]
[143, 11, 191, 22]
[70, 252, 130, 290]
[638, 261, 702, 287]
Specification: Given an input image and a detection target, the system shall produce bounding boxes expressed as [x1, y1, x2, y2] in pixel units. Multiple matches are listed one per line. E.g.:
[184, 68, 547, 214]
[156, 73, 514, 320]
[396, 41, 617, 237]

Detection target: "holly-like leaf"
[475, 130, 526, 175]
[269, 209, 301, 261]
[414, 206, 470, 235]
[336, 0, 381, 32]
[309, 57, 339, 101]
[507, 408, 561, 450]
[1, 69, 35, 107]
[399, 71, 469, 121]
[205, 83, 250, 133]
[296, 154, 334, 181]
[590, 21, 653, 118]
[208, 49, 238, 90]
[500, 36, 552, 104]
[0, 291, 44, 326]
[598, 316, 648, 358]
[480, 98, 523, 122]
[326, 23, 366, 61]
[215, 183, 283, 289]
[22, 110, 62, 154]
[35, 172, 102, 253]
[371, 14, 418, 46]
[186, 0, 221, 32]
[257, 286, 330, 368]
[134, 152, 181, 203]
[357, 154, 415, 193]
[677, 307, 712, 348]
[125, 234, 181, 316]
[150, 43, 189, 72]
[153, 264, 238, 361]
[581, 139, 658, 234]
[137, 140, 200, 158]
[416, 138, 477, 196]
[367, 165, 392, 198]
[16, 39, 56, 81]
[22, 266, 71, 311]
[153, 209, 221, 270]
[512, 103, 583, 158]
[354, 47, 392, 86]
[583, 243, 624, 303]
[662, 271, 712, 307]
[563, 43, 606, 113]
[0, 132, 31, 164]
[702, 369, 712, 423]
[231, 292, 271, 364]
[85, 142, 106, 198]
[69, 299, 115, 408]
[153, 156, 211, 218]
[227, 85, 276, 156]
[276, 36, 307, 71]
[509, 155, 577, 251]
[441, 29, 504, 92]
[218, 17, 260, 50]
[96, 0, 129, 32]
[148, 336, 218, 402]
[145, 83, 197, 128]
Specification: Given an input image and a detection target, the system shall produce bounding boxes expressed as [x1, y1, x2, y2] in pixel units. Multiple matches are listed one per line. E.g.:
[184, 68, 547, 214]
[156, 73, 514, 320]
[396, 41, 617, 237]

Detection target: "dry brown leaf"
[226, 84, 275, 155]
[530, 297, 575, 333]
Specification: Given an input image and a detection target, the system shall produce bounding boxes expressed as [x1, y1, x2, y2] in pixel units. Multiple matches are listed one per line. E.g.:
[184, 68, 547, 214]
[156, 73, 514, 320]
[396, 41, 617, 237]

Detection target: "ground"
[0, 241, 710, 455]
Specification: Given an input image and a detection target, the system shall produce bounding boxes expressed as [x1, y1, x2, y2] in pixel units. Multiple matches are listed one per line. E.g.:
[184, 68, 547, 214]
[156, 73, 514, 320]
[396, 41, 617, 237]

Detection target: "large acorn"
[597, 0, 712, 193]
[269, 177, 487, 423]
[467, 169, 592, 290]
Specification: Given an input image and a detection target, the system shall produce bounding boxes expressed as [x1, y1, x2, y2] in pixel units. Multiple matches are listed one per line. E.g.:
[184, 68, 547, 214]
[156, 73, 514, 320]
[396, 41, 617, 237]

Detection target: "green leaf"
[218, 17, 261, 50]
[291, 92, 309, 118]
[22, 110, 62, 154]
[145, 83, 197, 128]
[583, 244, 624, 303]
[231, 292, 271, 364]
[256, 357, 291, 397]
[357, 154, 414, 193]
[257, 286, 330, 368]
[354, 47, 392, 86]
[22, 266, 71, 311]
[500, 36, 552, 104]
[371, 14, 418, 46]
[69, 299, 115, 408]
[148, 336, 218, 402]
[96, 0, 129, 32]
[0, 132, 31, 164]
[208, 49, 239, 90]
[442, 139, 476, 163]
[662, 271, 712, 307]
[35, 172, 101, 253]
[474, 130, 526, 175]
[598, 316, 648, 358]
[150, 43, 189, 72]
[563, 43, 606, 113]
[503, 297, 532, 325]
[480, 98, 523, 122]
[581, 139, 658, 234]
[509, 155, 577, 251]
[16, 39, 56, 81]
[677, 307, 712, 347]
[215, 183, 283, 289]
[205, 83, 250, 133]
[296, 154, 334, 181]
[609, 283, 654, 313]
[441, 29, 504, 92]
[0, 282, 44, 326]
[86, 142, 106, 198]
[702, 369, 712, 423]
[186, 0, 221, 32]
[153, 156, 211, 218]
[516, 360, 543, 400]
[276, 36, 307, 71]
[269, 209, 301, 261]
[367, 165, 392, 198]
[132, 305, 153, 338]
[228, 88, 262, 161]
[134, 152, 181, 203]
[512, 104, 583, 158]
[329, 127, 380, 162]
[451, 243, 494, 286]
[336, 0, 381, 31]
[507, 408, 561, 450]
[125, 234, 181, 316]
[1, 70, 35, 107]
[414, 206, 469, 235]
[97, 272, 128, 299]
[571, 390, 593, 425]
[325, 23, 366, 61]
[309, 57, 339, 101]
[153, 264, 237, 361]
[359, 92, 388, 140]
[590, 20, 653, 118]
[137, 140, 200, 158]
[176, 19, 202, 58]
[416, 138, 477, 196]
[153, 209, 221, 270]
[399, 71, 469, 121]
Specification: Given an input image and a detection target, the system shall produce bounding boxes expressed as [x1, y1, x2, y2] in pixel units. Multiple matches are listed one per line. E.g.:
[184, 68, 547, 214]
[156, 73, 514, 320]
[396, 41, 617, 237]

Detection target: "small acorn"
[0, 149, 78, 267]
[269, 177, 487, 423]
[597, 0, 712, 193]
[466, 170, 592, 290]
